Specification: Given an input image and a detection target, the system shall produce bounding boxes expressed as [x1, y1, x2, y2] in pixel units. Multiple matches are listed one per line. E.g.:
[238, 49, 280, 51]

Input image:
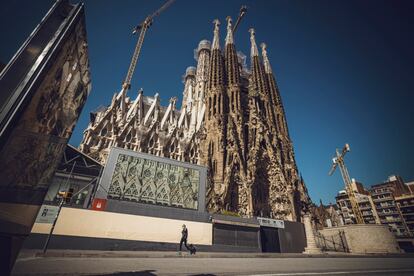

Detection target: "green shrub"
[220, 210, 241, 217]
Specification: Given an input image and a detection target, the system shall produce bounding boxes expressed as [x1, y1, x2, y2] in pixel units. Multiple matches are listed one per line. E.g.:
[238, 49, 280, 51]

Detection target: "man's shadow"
[96, 270, 218, 276]
[95, 270, 157, 276]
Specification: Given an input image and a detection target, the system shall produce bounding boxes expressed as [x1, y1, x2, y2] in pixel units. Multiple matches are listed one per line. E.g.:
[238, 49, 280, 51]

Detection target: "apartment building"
[335, 179, 379, 225]
[370, 176, 411, 237]
[395, 194, 414, 236]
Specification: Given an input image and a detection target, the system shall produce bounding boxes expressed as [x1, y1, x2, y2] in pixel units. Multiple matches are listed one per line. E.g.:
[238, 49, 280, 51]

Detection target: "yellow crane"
[233, 5, 247, 33]
[119, 0, 175, 115]
[328, 143, 365, 224]
[119, 1, 246, 117]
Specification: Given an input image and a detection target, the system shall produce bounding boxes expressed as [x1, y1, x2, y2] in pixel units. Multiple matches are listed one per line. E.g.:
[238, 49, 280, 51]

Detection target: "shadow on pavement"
[95, 270, 157, 276]
[92, 272, 218, 276]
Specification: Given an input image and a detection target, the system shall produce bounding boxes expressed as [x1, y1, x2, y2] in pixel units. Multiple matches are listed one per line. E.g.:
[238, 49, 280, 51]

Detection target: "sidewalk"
[18, 249, 414, 259]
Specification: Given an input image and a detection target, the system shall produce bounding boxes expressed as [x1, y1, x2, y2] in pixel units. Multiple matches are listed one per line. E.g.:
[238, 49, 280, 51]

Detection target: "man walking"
[179, 224, 190, 253]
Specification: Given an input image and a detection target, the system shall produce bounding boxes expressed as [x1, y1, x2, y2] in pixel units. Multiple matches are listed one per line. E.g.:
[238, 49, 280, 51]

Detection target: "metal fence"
[315, 230, 349, 253]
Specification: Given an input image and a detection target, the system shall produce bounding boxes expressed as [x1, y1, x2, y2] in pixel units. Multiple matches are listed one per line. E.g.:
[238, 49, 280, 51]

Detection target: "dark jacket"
[181, 228, 188, 239]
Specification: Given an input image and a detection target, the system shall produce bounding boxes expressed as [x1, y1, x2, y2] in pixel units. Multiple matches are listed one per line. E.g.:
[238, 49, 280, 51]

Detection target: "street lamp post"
[42, 162, 76, 254]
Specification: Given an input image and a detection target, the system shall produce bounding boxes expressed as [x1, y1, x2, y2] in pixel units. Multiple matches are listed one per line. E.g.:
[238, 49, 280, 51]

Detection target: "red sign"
[91, 198, 107, 211]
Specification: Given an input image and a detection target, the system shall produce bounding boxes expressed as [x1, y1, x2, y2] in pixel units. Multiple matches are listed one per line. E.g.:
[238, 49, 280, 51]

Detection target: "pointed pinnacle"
[249, 28, 258, 57]
[260, 42, 272, 74]
[170, 96, 177, 105]
[225, 16, 234, 45]
[260, 42, 267, 54]
[212, 19, 221, 50]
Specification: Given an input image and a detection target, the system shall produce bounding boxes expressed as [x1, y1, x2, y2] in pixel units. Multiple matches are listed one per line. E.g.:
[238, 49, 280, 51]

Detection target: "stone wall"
[320, 224, 401, 253]
[31, 207, 213, 246]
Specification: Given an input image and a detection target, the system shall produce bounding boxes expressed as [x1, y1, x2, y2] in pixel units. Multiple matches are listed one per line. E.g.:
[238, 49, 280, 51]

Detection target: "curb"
[23, 250, 414, 259]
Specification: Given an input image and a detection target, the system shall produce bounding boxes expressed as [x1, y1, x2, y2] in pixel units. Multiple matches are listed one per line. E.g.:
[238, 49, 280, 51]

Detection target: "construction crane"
[119, 0, 175, 115]
[233, 5, 247, 33]
[328, 143, 365, 224]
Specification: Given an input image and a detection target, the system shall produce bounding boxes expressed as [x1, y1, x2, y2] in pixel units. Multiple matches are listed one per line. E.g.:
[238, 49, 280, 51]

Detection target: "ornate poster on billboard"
[107, 153, 200, 210]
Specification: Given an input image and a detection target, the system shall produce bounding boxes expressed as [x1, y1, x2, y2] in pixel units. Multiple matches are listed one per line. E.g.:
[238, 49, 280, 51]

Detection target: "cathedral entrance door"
[260, 226, 281, 252]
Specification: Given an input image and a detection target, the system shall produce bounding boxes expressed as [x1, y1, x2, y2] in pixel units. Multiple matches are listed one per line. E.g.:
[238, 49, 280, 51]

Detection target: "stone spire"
[194, 40, 211, 131]
[260, 41, 288, 137]
[212, 19, 221, 50]
[207, 19, 225, 91]
[260, 43, 272, 74]
[249, 28, 259, 58]
[202, 18, 228, 212]
[225, 16, 234, 46]
[258, 41, 301, 221]
[205, 17, 226, 122]
[182, 66, 196, 113]
[260, 42, 278, 133]
[248, 28, 268, 101]
[260, 41, 279, 105]
[225, 16, 240, 87]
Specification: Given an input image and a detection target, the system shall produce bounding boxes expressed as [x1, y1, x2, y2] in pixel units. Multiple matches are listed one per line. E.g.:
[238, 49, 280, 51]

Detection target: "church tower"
[201, 19, 229, 209]
[245, 28, 272, 217]
[260, 42, 302, 221]
[193, 40, 211, 132]
[222, 16, 247, 212]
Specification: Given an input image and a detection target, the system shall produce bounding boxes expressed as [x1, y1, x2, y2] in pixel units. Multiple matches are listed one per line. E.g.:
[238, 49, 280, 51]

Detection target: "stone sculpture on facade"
[80, 18, 311, 221]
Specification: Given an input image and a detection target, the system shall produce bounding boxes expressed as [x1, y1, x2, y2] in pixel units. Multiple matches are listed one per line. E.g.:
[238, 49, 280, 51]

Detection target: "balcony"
[380, 203, 395, 207]
[371, 190, 392, 196]
[378, 207, 396, 211]
[380, 217, 402, 223]
[362, 212, 373, 216]
[401, 212, 414, 216]
[378, 211, 400, 216]
[372, 197, 393, 202]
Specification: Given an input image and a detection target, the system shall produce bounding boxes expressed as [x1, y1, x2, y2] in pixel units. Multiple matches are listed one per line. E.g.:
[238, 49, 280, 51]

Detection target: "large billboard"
[97, 147, 207, 212]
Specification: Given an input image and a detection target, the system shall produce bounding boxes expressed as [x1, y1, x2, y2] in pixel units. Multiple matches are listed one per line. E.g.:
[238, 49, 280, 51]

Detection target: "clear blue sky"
[1, 0, 413, 205]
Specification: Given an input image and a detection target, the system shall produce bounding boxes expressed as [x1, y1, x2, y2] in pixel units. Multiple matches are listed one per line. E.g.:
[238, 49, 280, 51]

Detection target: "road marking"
[249, 268, 414, 276]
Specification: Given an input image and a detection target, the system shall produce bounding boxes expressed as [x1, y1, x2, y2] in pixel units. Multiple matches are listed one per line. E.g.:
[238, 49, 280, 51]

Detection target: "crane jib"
[122, 0, 175, 90]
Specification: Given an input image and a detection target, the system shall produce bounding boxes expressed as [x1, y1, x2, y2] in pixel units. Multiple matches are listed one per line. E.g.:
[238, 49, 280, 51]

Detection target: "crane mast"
[328, 144, 365, 224]
[233, 5, 247, 33]
[119, 0, 175, 117]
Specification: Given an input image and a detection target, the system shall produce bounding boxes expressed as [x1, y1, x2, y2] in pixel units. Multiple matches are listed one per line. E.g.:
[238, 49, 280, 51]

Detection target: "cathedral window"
[231, 91, 235, 112]
[218, 95, 221, 114]
[213, 94, 217, 115]
[208, 97, 212, 119]
[125, 133, 132, 142]
[100, 127, 107, 136]
[149, 138, 155, 148]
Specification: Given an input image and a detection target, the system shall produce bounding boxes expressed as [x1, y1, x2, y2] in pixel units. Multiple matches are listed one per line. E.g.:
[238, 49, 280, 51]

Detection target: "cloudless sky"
[1, 0, 413, 205]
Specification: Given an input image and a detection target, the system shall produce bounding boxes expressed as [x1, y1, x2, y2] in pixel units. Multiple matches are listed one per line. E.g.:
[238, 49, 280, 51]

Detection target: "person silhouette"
[179, 224, 190, 252]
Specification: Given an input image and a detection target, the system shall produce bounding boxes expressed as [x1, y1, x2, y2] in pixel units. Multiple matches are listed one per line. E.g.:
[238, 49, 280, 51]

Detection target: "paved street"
[12, 255, 414, 276]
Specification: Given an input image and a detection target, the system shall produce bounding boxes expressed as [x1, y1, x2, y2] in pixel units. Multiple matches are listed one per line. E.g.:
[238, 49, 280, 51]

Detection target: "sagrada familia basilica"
[79, 17, 311, 221]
